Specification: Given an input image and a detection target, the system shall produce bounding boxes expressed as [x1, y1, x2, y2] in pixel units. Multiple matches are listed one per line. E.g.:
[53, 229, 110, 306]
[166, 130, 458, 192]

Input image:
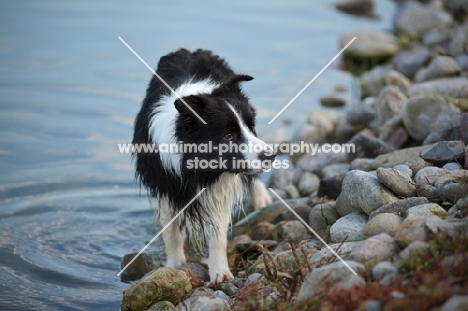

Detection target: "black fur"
[132, 49, 259, 232]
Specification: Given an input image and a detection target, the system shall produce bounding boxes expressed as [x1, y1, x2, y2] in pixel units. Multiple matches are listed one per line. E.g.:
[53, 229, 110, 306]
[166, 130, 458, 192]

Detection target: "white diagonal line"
[118, 36, 207, 125]
[268, 188, 357, 275]
[117, 188, 206, 276]
[268, 37, 356, 124]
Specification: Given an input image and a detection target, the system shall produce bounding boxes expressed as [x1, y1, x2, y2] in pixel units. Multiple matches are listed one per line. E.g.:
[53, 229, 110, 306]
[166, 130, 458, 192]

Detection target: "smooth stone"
[321, 163, 350, 179]
[174, 296, 230, 311]
[379, 114, 403, 141]
[320, 95, 346, 107]
[147, 301, 175, 311]
[274, 220, 311, 241]
[394, 216, 430, 247]
[212, 290, 229, 302]
[330, 212, 368, 243]
[297, 260, 365, 301]
[347, 133, 394, 162]
[386, 127, 409, 149]
[454, 55, 468, 70]
[377, 85, 407, 129]
[376, 167, 416, 197]
[120, 253, 162, 282]
[443, 0, 468, 13]
[362, 213, 403, 237]
[334, 0, 373, 15]
[273, 205, 312, 224]
[215, 282, 239, 297]
[294, 152, 346, 177]
[268, 168, 293, 190]
[404, 156, 433, 176]
[121, 267, 192, 311]
[347, 233, 397, 267]
[340, 31, 399, 61]
[336, 170, 399, 216]
[177, 262, 210, 282]
[392, 46, 431, 79]
[292, 123, 331, 145]
[190, 287, 214, 298]
[414, 56, 461, 82]
[249, 222, 276, 241]
[372, 261, 397, 281]
[394, 1, 452, 39]
[361, 67, 411, 98]
[425, 215, 455, 237]
[441, 296, 468, 311]
[442, 183, 467, 203]
[423, 27, 452, 45]
[297, 171, 320, 196]
[309, 241, 358, 266]
[346, 107, 376, 127]
[398, 240, 430, 261]
[393, 164, 412, 178]
[449, 27, 468, 57]
[442, 162, 463, 170]
[317, 174, 345, 200]
[402, 96, 451, 141]
[308, 202, 340, 238]
[369, 197, 429, 219]
[424, 126, 462, 144]
[409, 77, 468, 98]
[415, 167, 468, 188]
[419, 140, 466, 166]
[406, 203, 448, 218]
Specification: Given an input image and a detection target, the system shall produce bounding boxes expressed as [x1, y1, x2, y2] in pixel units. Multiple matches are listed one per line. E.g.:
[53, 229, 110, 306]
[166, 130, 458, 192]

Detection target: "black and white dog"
[132, 49, 275, 282]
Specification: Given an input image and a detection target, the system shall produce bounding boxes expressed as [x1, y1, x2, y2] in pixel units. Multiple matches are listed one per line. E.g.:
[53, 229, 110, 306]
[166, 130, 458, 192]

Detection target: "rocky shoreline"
[121, 1, 468, 310]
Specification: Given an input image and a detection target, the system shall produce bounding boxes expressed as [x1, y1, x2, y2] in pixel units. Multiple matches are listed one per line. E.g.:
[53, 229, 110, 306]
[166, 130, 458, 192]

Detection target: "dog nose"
[259, 147, 276, 162]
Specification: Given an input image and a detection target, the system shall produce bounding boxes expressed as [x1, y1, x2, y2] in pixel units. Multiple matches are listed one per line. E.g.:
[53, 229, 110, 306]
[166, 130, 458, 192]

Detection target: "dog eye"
[223, 132, 234, 141]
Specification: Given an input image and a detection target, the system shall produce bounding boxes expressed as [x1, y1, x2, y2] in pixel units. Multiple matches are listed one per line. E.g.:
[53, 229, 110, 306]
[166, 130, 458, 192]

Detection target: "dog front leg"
[159, 200, 186, 268]
[208, 214, 234, 283]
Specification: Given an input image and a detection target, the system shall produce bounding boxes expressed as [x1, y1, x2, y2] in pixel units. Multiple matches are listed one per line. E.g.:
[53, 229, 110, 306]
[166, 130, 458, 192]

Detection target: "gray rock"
[441, 295, 468, 311]
[120, 253, 162, 282]
[393, 164, 412, 178]
[320, 95, 346, 107]
[402, 96, 451, 141]
[346, 107, 376, 127]
[409, 77, 468, 98]
[443, 0, 468, 13]
[406, 203, 448, 218]
[442, 162, 463, 170]
[404, 156, 433, 176]
[335, 0, 373, 15]
[424, 126, 462, 144]
[420, 140, 466, 166]
[386, 127, 409, 149]
[308, 202, 340, 239]
[361, 67, 411, 98]
[216, 282, 239, 297]
[362, 213, 403, 237]
[372, 261, 397, 281]
[415, 166, 468, 188]
[379, 114, 403, 141]
[275, 220, 311, 241]
[147, 301, 175, 311]
[347, 233, 397, 267]
[213, 290, 229, 302]
[455, 55, 468, 71]
[442, 183, 467, 203]
[425, 215, 455, 237]
[121, 267, 192, 311]
[297, 260, 365, 301]
[297, 171, 320, 196]
[398, 240, 430, 261]
[377, 86, 407, 129]
[249, 222, 276, 241]
[392, 46, 431, 79]
[449, 27, 468, 57]
[363, 300, 381, 311]
[394, 216, 430, 247]
[190, 287, 214, 298]
[330, 212, 368, 243]
[423, 27, 452, 46]
[347, 134, 394, 161]
[340, 31, 399, 61]
[376, 167, 416, 197]
[337, 170, 399, 216]
[414, 56, 461, 83]
[268, 168, 293, 190]
[177, 262, 210, 282]
[369, 197, 429, 219]
[274, 205, 312, 224]
[321, 163, 350, 179]
[309, 241, 358, 266]
[394, 1, 452, 39]
[174, 296, 230, 311]
[295, 152, 345, 177]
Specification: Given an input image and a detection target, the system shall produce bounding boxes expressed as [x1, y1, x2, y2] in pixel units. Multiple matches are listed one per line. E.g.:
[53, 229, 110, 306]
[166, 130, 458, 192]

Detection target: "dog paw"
[210, 268, 234, 283]
[165, 254, 186, 268]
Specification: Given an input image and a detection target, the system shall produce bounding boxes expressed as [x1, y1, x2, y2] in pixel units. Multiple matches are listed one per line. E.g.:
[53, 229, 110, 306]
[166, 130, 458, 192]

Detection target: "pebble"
[308, 202, 340, 239]
[347, 233, 397, 267]
[442, 162, 463, 170]
[190, 287, 214, 298]
[392, 46, 431, 78]
[398, 240, 430, 262]
[376, 167, 416, 197]
[376, 85, 407, 129]
[369, 197, 429, 219]
[147, 301, 175, 311]
[320, 95, 346, 107]
[340, 31, 399, 61]
[442, 183, 467, 203]
[334, 0, 373, 15]
[212, 290, 230, 302]
[441, 296, 468, 311]
[394, 216, 430, 247]
[406, 203, 448, 218]
[361, 67, 411, 98]
[425, 215, 455, 237]
[336, 170, 399, 216]
[362, 213, 403, 237]
[120, 252, 162, 282]
[297, 260, 365, 301]
[419, 140, 466, 166]
[297, 171, 320, 196]
[379, 114, 403, 142]
[372, 261, 398, 281]
[414, 56, 461, 82]
[309, 241, 358, 266]
[409, 77, 468, 98]
[321, 163, 350, 179]
[347, 133, 394, 162]
[345, 107, 376, 127]
[174, 296, 230, 311]
[249, 222, 276, 241]
[330, 212, 368, 243]
[274, 220, 311, 242]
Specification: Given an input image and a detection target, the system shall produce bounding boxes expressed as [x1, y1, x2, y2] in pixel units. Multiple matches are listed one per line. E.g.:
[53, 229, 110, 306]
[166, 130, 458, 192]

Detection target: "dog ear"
[224, 74, 254, 87]
[174, 95, 206, 116]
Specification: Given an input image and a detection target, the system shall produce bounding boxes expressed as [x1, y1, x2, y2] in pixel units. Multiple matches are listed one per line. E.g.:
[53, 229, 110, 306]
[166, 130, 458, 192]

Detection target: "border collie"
[132, 49, 275, 282]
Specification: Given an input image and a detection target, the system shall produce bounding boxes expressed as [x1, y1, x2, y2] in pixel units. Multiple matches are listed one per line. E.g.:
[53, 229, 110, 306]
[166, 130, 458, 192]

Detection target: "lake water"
[0, 1, 394, 310]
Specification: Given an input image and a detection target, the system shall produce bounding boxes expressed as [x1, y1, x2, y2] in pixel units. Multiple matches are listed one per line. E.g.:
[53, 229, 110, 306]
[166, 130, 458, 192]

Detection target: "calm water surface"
[0, 1, 393, 310]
